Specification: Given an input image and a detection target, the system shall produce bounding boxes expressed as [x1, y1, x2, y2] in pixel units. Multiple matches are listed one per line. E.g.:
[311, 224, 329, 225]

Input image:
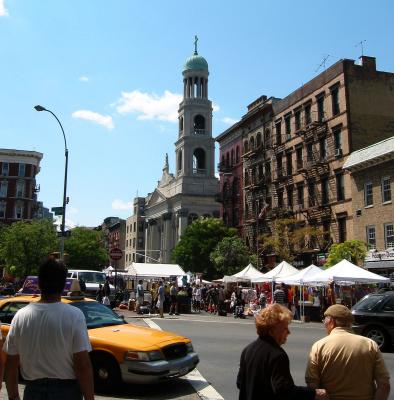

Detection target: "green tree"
[0, 220, 58, 277]
[64, 227, 108, 270]
[325, 240, 367, 267]
[259, 217, 326, 263]
[171, 218, 236, 279]
[210, 236, 251, 276]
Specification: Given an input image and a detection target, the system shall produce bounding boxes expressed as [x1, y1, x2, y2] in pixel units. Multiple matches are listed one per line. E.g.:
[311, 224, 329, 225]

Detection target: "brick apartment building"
[0, 148, 43, 224]
[217, 55, 394, 268]
[344, 137, 394, 278]
[125, 197, 146, 265]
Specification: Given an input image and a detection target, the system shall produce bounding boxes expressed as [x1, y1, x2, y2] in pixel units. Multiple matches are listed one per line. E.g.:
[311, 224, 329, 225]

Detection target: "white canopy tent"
[224, 263, 266, 283]
[302, 259, 390, 285]
[126, 263, 185, 279]
[233, 263, 266, 280]
[252, 261, 299, 283]
[103, 266, 114, 275]
[281, 264, 323, 285]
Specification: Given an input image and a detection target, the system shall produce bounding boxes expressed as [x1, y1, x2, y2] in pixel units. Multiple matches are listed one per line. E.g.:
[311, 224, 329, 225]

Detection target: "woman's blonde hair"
[255, 303, 292, 336]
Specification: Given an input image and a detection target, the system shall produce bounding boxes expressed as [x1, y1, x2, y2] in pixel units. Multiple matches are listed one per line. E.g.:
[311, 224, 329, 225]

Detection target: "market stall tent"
[281, 264, 323, 285]
[252, 261, 299, 283]
[126, 263, 185, 279]
[302, 259, 390, 284]
[224, 263, 266, 283]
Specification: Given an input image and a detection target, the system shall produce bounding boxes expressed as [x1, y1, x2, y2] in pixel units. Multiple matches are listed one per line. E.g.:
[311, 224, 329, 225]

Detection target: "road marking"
[144, 318, 224, 400]
[148, 315, 309, 328]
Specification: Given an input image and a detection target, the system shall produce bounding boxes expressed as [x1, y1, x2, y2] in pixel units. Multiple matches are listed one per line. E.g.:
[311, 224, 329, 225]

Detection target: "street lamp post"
[34, 105, 68, 262]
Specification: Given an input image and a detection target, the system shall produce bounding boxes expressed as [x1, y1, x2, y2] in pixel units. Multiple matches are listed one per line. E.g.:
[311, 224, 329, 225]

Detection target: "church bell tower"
[175, 36, 217, 193]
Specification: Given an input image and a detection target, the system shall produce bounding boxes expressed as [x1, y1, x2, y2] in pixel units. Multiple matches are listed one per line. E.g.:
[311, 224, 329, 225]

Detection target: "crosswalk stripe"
[144, 318, 224, 400]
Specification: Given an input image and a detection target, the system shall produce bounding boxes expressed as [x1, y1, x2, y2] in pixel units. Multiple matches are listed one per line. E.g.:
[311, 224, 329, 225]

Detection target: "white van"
[67, 270, 114, 298]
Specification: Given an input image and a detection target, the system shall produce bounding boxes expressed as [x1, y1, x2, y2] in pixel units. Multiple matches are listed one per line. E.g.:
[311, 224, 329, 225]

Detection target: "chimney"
[359, 56, 376, 72]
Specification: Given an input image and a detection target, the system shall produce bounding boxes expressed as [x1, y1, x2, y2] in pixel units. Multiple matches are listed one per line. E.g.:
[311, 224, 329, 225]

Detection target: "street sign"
[57, 231, 72, 238]
[109, 247, 123, 260]
[51, 206, 63, 216]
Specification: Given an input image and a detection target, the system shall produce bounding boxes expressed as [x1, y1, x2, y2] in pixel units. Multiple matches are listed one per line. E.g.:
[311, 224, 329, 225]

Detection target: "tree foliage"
[0, 220, 58, 278]
[64, 227, 108, 270]
[171, 218, 236, 279]
[325, 240, 367, 267]
[210, 236, 251, 276]
[259, 217, 327, 263]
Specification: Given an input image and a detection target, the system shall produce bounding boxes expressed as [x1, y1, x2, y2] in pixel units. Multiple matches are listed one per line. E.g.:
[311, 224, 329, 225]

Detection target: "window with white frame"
[0, 181, 7, 197]
[384, 223, 394, 248]
[366, 226, 376, 250]
[1, 163, 9, 176]
[15, 203, 23, 219]
[0, 201, 5, 218]
[18, 163, 26, 177]
[381, 177, 391, 203]
[16, 181, 24, 198]
[364, 182, 373, 206]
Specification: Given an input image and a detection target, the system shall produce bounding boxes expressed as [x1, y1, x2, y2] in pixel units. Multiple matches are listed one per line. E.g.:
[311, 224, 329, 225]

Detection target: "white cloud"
[0, 0, 8, 16]
[112, 199, 133, 211]
[115, 90, 221, 122]
[212, 103, 220, 112]
[54, 216, 76, 230]
[79, 76, 89, 82]
[115, 90, 182, 122]
[221, 117, 239, 125]
[72, 110, 114, 130]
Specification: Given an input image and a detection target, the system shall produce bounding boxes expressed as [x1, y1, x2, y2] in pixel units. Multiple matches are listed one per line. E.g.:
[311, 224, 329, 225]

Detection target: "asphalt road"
[2, 312, 392, 400]
[150, 312, 394, 400]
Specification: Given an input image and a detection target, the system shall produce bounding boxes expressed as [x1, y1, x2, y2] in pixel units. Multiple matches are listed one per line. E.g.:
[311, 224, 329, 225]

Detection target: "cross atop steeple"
[194, 35, 198, 55]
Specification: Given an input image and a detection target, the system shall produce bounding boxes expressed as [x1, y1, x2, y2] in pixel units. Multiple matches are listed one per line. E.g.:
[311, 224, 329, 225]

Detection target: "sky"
[1, 0, 394, 229]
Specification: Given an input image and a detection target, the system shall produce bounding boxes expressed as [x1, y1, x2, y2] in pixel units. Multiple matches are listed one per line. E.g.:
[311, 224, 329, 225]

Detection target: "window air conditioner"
[334, 148, 343, 157]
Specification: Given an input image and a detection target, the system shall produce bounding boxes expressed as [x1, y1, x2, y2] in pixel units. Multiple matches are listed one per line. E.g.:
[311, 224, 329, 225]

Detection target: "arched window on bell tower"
[194, 115, 205, 135]
[179, 116, 184, 136]
[192, 148, 206, 174]
[177, 150, 183, 174]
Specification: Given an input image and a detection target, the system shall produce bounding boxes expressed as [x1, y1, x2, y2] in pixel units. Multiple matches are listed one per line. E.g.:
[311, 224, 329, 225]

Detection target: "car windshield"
[70, 301, 125, 329]
[353, 295, 384, 311]
[78, 272, 106, 284]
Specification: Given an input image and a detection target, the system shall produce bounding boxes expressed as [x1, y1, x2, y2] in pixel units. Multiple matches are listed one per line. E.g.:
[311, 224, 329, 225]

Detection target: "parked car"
[0, 294, 199, 391]
[67, 270, 115, 298]
[351, 290, 394, 350]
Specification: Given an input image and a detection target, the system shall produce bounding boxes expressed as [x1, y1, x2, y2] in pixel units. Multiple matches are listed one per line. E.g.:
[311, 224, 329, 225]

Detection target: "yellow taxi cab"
[0, 282, 199, 391]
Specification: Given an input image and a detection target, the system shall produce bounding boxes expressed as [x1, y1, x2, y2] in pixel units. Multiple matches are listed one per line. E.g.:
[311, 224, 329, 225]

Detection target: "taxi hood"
[88, 323, 189, 351]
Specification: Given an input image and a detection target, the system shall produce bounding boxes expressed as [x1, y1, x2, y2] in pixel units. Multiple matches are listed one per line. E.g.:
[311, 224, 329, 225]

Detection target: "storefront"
[365, 249, 394, 283]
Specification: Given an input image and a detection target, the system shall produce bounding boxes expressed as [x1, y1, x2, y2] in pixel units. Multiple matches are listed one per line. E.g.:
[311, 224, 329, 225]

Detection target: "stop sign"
[109, 247, 123, 260]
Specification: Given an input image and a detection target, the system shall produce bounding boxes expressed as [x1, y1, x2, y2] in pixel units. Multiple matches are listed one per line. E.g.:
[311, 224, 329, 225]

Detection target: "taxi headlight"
[186, 342, 194, 353]
[125, 350, 163, 362]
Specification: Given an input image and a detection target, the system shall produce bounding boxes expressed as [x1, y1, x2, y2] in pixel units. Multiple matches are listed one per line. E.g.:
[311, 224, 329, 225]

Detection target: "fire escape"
[217, 161, 241, 229]
[294, 119, 340, 244]
[243, 138, 272, 252]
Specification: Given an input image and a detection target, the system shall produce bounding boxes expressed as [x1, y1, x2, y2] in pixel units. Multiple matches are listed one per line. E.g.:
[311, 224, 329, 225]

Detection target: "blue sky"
[1, 0, 394, 228]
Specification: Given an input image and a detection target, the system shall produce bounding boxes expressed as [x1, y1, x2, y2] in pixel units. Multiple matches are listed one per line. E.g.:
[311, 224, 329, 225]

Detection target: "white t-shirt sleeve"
[72, 310, 92, 353]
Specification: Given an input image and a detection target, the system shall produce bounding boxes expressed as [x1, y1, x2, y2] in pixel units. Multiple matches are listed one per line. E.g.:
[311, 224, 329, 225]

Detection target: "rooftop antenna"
[315, 54, 330, 73]
[355, 40, 366, 56]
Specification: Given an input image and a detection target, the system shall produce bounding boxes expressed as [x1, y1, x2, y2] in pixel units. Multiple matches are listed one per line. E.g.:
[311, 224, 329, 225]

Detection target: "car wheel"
[364, 326, 389, 351]
[90, 353, 122, 393]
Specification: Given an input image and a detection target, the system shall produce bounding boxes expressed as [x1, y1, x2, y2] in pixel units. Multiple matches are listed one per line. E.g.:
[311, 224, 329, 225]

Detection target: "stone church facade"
[131, 42, 219, 264]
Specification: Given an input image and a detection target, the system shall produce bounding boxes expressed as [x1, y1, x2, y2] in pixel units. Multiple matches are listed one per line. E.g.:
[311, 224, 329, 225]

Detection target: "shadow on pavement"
[95, 378, 198, 399]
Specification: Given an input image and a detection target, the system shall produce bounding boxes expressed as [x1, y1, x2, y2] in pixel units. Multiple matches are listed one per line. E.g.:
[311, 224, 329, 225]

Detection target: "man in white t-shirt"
[3, 258, 95, 400]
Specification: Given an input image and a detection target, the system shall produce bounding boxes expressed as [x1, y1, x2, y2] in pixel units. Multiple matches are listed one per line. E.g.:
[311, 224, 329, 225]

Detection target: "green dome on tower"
[183, 54, 208, 72]
[183, 36, 208, 72]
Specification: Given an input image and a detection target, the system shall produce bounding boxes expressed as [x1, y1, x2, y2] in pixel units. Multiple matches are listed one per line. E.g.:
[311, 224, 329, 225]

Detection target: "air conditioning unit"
[334, 148, 343, 157]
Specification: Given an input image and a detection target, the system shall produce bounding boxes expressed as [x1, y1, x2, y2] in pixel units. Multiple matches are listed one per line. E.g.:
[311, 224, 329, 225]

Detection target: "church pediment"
[146, 189, 167, 207]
